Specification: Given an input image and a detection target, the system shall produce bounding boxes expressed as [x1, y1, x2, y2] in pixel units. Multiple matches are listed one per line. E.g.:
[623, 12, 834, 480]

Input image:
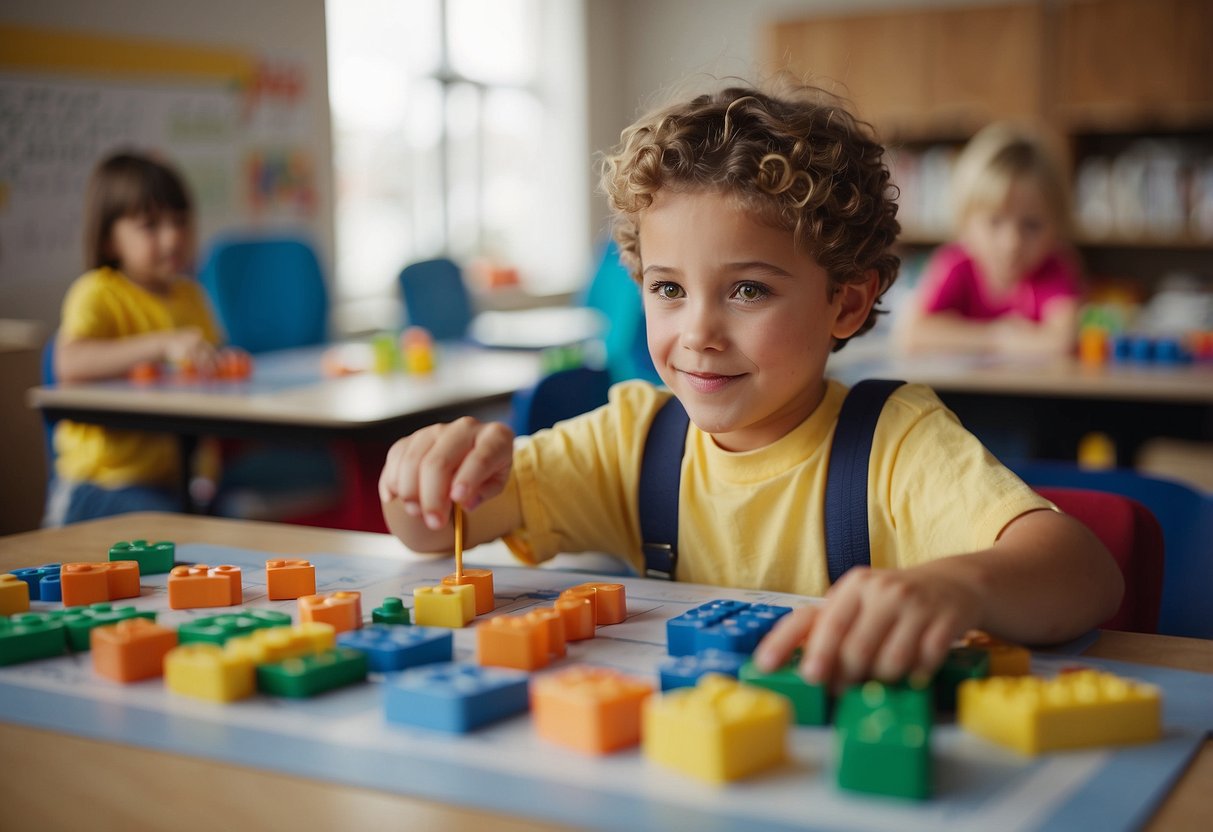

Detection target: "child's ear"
[830, 270, 881, 340]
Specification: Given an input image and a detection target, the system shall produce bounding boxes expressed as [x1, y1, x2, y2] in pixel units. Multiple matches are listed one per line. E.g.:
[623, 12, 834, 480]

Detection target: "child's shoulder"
[927, 242, 976, 274]
[63, 267, 123, 304]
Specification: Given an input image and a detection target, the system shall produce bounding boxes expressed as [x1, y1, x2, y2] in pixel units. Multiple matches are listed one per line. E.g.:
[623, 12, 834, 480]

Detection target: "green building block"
[109, 540, 176, 575]
[178, 609, 293, 645]
[371, 597, 411, 626]
[0, 613, 68, 666]
[739, 654, 829, 725]
[61, 603, 156, 651]
[835, 679, 933, 800]
[933, 646, 989, 712]
[255, 647, 368, 698]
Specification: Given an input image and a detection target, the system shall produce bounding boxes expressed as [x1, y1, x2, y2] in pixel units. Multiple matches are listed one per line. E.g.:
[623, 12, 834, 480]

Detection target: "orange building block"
[441, 568, 495, 615]
[524, 607, 567, 660]
[960, 630, 1031, 676]
[477, 615, 550, 670]
[61, 561, 141, 607]
[553, 596, 595, 641]
[91, 618, 179, 683]
[167, 564, 243, 610]
[560, 582, 627, 626]
[265, 559, 316, 600]
[531, 665, 654, 754]
[298, 591, 362, 633]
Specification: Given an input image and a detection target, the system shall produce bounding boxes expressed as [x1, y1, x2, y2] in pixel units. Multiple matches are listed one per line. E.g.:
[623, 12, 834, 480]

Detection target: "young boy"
[379, 81, 1123, 687]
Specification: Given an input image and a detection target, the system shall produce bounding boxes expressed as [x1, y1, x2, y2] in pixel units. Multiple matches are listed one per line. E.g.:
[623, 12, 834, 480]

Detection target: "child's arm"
[379, 417, 523, 554]
[55, 327, 218, 382]
[753, 508, 1122, 687]
[897, 299, 1078, 357]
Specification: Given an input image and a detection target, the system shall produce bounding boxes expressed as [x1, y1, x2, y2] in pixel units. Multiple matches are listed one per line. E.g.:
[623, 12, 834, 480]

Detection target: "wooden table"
[27, 344, 543, 531]
[0, 513, 1209, 832]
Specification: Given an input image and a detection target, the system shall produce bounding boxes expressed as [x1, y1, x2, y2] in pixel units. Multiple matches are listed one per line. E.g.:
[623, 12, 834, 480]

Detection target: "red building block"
[265, 559, 317, 600]
[298, 591, 362, 633]
[91, 618, 179, 683]
[60, 561, 141, 607]
[167, 564, 243, 610]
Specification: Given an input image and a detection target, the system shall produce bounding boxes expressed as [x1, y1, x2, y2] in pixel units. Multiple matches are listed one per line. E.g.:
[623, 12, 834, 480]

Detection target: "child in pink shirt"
[899, 124, 1082, 355]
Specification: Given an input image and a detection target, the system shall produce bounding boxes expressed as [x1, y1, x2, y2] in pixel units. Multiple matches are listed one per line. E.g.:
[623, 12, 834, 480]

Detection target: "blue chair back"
[41, 332, 58, 466]
[510, 367, 613, 436]
[581, 240, 659, 384]
[398, 258, 474, 341]
[1013, 461, 1213, 639]
[200, 237, 328, 353]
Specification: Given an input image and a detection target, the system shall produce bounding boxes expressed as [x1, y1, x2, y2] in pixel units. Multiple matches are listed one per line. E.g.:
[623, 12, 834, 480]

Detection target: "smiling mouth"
[679, 370, 742, 393]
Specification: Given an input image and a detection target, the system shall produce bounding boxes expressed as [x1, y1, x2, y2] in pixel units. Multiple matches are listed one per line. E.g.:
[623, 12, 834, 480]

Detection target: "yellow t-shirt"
[54, 267, 220, 488]
[506, 379, 1052, 597]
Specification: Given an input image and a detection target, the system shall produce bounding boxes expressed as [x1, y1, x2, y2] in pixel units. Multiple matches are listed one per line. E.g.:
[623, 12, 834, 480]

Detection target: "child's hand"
[752, 566, 983, 689]
[378, 417, 514, 530]
[162, 327, 218, 375]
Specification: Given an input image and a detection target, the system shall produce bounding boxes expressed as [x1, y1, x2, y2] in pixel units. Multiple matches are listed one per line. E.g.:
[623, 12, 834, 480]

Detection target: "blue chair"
[1013, 461, 1213, 639]
[40, 333, 58, 465]
[510, 366, 613, 436]
[581, 240, 659, 384]
[399, 258, 474, 341]
[199, 237, 328, 353]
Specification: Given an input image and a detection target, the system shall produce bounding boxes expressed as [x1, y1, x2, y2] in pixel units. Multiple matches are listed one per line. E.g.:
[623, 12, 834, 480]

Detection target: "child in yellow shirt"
[378, 80, 1122, 687]
[45, 152, 221, 525]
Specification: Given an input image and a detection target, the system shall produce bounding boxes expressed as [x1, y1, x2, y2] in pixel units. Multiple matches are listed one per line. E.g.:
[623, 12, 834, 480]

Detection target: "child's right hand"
[378, 417, 515, 531]
[162, 327, 219, 375]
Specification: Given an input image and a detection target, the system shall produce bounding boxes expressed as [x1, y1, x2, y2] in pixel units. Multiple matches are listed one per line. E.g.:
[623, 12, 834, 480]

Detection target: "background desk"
[28, 344, 543, 532]
[0, 513, 1210, 832]
[828, 345, 1213, 463]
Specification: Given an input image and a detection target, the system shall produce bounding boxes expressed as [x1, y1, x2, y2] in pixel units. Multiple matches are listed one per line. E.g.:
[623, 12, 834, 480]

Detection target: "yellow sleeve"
[60, 272, 117, 339]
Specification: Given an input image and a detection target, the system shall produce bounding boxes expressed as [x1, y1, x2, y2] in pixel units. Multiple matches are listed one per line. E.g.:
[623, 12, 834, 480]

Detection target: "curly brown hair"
[600, 80, 900, 348]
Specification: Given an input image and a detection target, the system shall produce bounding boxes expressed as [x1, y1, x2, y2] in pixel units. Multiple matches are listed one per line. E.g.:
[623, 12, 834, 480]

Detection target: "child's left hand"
[752, 565, 983, 689]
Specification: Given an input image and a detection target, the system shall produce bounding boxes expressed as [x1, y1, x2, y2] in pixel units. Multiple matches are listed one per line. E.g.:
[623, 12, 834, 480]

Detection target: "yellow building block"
[413, 584, 475, 627]
[643, 673, 789, 783]
[959, 630, 1031, 676]
[164, 643, 255, 703]
[224, 623, 335, 665]
[0, 574, 31, 615]
[958, 670, 1162, 755]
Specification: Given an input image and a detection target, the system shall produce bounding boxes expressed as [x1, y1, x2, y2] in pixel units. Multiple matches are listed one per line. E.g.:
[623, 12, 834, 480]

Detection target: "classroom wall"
[0, 0, 334, 333]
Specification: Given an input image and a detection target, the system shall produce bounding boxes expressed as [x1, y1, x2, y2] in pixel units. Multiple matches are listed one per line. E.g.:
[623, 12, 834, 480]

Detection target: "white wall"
[0, 0, 333, 331]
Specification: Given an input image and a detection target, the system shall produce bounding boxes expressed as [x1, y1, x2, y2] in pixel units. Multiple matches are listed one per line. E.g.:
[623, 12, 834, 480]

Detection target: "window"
[327, 0, 588, 331]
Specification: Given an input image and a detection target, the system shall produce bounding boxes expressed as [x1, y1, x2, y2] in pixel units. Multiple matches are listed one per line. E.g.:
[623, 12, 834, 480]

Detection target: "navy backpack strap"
[824, 379, 906, 584]
[639, 395, 690, 579]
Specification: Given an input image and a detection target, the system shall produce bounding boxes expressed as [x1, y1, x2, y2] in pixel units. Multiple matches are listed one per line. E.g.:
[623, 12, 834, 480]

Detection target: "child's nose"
[681, 299, 725, 350]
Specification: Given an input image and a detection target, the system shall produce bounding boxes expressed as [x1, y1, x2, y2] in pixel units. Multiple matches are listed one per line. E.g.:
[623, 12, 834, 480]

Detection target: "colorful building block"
[666, 607, 730, 657]
[90, 618, 179, 682]
[560, 582, 627, 625]
[660, 649, 748, 691]
[739, 655, 830, 725]
[958, 670, 1162, 755]
[224, 623, 336, 666]
[265, 558, 317, 600]
[477, 615, 551, 671]
[8, 563, 61, 601]
[441, 568, 495, 615]
[167, 564, 243, 610]
[933, 647, 990, 712]
[0, 613, 67, 665]
[109, 540, 175, 575]
[177, 609, 293, 645]
[60, 561, 141, 607]
[0, 574, 30, 615]
[384, 662, 530, 733]
[164, 643, 255, 702]
[337, 624, 452, 673]
[256, 647, 368, 698]
[959, 630, 1031, 676]
[371, 597, 411, 626]
[298, 591, 362, 633]
[61, 603, 157, 651]
[524, 608, 566, 660]
[553, 596, 595, 641]
[665, 600, 793, 657]
[532, 665, 654, 754]
[413, 584, 474, 628]
[643, 674, 790, 784]
[835, 679, 933, 800]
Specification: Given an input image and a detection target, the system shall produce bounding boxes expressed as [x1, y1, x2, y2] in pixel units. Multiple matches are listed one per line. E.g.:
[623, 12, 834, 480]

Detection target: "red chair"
[1035, 486, 1164, 634]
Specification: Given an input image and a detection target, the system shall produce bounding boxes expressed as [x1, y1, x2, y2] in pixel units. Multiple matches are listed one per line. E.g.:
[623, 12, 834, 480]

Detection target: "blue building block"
[659, 649, 748, 690]
[666, 608, 728, 657]
[39, 573, 62, 602]
[338, 624, 452, 673]
[0, 612, 68, 665]
[697, 616, 768, 654]
[9, 564, 61, 601]
[667, 599, 794, 657]
[384, 662, 529, 732]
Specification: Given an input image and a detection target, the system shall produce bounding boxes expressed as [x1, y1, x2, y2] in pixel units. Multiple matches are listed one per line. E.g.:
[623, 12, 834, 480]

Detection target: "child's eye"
[648, 281, 685, 300]
[732, 282, 769, 303]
